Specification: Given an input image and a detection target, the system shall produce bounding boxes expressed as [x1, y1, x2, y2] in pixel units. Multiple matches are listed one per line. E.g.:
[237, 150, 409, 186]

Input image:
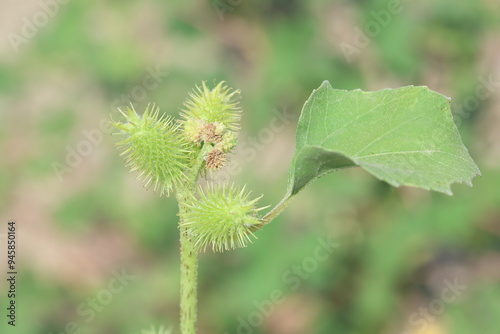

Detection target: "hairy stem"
[257, 194, 295, 227]
[176, 145, 210, 334]
[178, 223, 197, 334]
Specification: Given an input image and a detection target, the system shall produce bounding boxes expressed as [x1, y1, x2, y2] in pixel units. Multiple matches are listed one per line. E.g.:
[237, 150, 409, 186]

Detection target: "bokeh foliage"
[0, 0, 499, 333]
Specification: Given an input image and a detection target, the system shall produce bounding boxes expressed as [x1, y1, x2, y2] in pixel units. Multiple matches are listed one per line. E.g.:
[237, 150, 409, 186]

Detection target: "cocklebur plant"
[111, 81, 480, 334]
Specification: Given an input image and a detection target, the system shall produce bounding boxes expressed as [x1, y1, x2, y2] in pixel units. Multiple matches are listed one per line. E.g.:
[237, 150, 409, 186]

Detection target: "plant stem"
[176, 145, 210, 334]
[257, 194, 294, 226]
[178, 224, 197, 334]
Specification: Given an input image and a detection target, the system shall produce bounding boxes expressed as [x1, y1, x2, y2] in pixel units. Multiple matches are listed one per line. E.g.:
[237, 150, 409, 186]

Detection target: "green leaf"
[287, 81, 480, 197]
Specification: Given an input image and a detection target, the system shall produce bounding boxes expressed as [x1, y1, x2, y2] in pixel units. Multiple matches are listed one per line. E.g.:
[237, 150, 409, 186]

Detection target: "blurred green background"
[1, 0, 499, 333]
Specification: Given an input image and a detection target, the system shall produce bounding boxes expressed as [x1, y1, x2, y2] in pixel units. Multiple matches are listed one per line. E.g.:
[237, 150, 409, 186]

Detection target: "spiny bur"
[181, 81, 241, 140]
[181, 81, 241, 171]
[112, 104, 192, 196]
[180, 184, 267, 252]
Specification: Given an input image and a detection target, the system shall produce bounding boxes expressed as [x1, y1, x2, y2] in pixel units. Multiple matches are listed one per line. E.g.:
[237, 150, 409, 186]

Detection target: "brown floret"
[199, 123, 223, 144]
[206, 149, 226, 169]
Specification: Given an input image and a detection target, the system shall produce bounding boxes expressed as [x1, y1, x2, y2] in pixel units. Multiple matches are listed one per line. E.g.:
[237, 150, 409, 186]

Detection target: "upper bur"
[111, 104, 193, 196]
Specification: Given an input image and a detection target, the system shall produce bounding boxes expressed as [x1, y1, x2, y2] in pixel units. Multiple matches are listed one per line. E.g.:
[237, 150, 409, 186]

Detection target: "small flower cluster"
[181, 81, 239, 170]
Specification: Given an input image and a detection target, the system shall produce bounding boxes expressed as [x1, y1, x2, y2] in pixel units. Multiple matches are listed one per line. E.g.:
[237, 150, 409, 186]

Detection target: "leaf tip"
[443, 188, 454, 196]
